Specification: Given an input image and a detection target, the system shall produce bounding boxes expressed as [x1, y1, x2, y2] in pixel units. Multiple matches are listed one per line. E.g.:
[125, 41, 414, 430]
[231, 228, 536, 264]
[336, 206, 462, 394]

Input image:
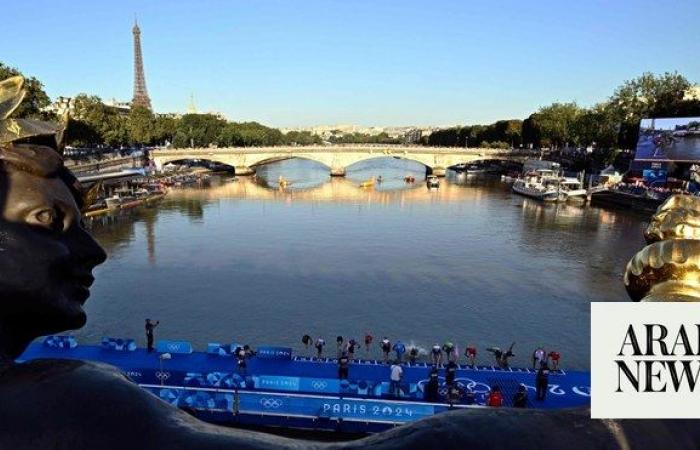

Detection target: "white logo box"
[591, 302, 700, 418]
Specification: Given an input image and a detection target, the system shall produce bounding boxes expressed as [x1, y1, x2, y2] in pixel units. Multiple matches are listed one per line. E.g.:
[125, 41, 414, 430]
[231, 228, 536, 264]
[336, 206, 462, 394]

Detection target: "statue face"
[0, 164, 106, 336]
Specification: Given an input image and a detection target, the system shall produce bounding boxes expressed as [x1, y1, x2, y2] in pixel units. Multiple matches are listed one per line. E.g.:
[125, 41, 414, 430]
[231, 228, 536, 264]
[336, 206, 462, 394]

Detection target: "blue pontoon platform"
[19, 336, 591, 433]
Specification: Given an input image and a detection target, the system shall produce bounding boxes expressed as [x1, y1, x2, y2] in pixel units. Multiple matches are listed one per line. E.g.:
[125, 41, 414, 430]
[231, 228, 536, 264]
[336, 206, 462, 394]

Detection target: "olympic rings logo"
[260, 398, 283, 409]
[311, 380, 328, 390]
[168, 343, 181, 351]
[155, 371, 170, 381]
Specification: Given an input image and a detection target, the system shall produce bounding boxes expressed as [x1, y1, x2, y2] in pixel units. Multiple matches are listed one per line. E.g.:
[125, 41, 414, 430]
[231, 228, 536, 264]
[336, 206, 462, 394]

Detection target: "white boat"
[511, 170, 561, 201]
[557, 177, 587, 201]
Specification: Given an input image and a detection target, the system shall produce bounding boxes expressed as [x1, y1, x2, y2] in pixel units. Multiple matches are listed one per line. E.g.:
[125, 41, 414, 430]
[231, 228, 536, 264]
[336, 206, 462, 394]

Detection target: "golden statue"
[625, 194, 700, 302]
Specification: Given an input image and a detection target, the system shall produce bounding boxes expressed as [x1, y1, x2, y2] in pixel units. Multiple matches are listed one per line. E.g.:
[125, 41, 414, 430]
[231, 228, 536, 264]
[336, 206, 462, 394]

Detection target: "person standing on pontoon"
[235, 345, 247, 375]
[532, 346, 546, 369]
[431, 343, 442, 366]
[445, 360, 458, 386]
[536, 361, 550, 401]
[301, 334, 312, 354]
[315, 337, 326, 358]
[393, 340, 406, 362]
[336, 336, 344, 358]
[547, 350, 560, 370]
[442, 342, 456, 363]
[389, 360, 403, 397]
[338, 352, 350, 380]
[381, 337, 391, 362]
[465, 345, 477, 367]
[424, 366, 439, 402]
[408, 346, 419, 364]
[145, 319, 159, 353]
[364, 332, 373, 354]
[347, 338, 358, 360]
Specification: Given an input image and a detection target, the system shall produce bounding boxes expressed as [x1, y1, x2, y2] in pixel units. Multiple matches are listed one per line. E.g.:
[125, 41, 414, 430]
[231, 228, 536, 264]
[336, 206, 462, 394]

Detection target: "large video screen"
[635, 117, 700, 161]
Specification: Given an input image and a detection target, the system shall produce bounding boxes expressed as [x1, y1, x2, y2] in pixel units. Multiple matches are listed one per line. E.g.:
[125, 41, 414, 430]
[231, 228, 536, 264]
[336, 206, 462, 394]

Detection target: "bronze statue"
[1, 75, 699, 449]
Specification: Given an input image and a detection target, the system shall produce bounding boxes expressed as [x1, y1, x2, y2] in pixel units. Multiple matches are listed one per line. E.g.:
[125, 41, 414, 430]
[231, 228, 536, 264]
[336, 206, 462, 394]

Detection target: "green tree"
[64, 119, 101, 147]
[127, 106, 156, 145]
[571, 103, 617, 149]
[501, 120, 522, 148]
[67, 94, 134, 147]
[610, 72, 692, 120]
[103, 114, 129, 147]
[284, 131, 322, 145]
[532, 102, 582, 149]
[153, 115, 178, 146]
[174, 114, 226, 147]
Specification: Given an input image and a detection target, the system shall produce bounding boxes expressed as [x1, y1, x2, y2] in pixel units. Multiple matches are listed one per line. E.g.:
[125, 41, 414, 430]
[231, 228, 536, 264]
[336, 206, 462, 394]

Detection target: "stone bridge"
[151, 145, 540, 176]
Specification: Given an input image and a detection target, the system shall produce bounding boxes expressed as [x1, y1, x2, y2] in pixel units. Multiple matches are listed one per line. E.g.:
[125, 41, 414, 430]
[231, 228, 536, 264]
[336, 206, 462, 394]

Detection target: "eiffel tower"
[131, 18, 152, 110]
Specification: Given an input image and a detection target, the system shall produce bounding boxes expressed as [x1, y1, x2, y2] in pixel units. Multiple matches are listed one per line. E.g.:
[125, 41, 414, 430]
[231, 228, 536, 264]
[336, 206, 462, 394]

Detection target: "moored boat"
[511, 170, 560, 201]
[557, 178, 588, 202]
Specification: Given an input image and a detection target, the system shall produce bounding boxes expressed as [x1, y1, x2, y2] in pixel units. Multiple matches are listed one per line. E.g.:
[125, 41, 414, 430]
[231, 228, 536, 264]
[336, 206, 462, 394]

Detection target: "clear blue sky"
[4, 0, 699, 127]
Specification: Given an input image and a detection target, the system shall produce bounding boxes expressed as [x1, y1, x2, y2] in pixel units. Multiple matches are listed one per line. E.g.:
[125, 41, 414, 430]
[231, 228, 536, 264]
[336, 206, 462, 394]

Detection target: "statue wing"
[0, 76, 26, 120]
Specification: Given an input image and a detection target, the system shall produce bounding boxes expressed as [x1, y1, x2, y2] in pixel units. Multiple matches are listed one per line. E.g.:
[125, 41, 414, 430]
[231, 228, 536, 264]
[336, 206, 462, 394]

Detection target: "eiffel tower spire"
[131, 17, 152, 110]
[188, 93, 197, 114]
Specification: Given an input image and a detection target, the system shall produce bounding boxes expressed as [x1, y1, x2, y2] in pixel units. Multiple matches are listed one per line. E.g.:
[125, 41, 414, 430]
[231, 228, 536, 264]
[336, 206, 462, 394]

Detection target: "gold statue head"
[644, 194, 700, 243]
[626, 194, 700, 302]
[624, 239, 700, 302]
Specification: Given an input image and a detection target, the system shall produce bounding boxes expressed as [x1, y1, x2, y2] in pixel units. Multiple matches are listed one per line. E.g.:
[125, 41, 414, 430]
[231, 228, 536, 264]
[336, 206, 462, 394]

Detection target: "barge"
[590, 189, 664, 213]
[19, 336, 591, 434]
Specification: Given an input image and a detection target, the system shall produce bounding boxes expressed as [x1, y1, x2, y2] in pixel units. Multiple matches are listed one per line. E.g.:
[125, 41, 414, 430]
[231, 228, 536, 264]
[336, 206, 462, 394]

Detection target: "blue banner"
[255, 375, 301, 391]
[254, 375, 342, 394]
[156, 340, 193, 354]
[300, 377, 340, 394]
[238, 391, 435, 423]
[256, 346, 293, 359]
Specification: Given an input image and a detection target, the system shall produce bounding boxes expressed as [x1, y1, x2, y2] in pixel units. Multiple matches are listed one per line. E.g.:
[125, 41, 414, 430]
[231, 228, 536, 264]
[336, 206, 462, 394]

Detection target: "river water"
[82, 158, 648, 369]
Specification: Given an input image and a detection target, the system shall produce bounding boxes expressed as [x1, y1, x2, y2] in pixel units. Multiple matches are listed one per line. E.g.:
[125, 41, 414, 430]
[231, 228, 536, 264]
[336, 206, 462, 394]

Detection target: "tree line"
[3, 61, 699, 152]
[427, 72, 700, 150]
[63, 94, 325, 148]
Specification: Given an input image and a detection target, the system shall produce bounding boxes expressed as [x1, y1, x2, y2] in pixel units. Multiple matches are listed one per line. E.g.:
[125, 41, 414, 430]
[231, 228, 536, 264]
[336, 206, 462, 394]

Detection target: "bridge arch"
[152, 155, 239, 174]
[247, 155, 332, 171]
[344, 155, 432, 173]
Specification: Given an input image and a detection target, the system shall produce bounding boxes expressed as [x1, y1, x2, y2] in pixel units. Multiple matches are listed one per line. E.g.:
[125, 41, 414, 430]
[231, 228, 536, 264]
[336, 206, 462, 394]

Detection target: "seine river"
[82, 158, 647, 370]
